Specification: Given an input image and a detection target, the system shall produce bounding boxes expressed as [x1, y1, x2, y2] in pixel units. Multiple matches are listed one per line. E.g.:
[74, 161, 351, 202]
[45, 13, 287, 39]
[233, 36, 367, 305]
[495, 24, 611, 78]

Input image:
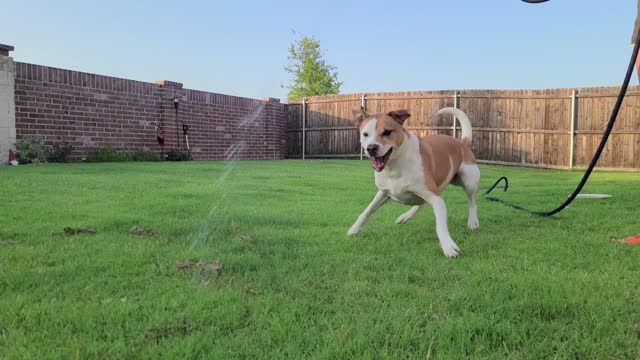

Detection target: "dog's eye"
[382, 129, 392, 136]
[363, 132, 369, 137]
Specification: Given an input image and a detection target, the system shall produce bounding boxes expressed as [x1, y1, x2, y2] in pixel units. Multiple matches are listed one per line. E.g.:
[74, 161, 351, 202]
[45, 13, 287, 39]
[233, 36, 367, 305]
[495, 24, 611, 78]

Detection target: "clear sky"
[3, 0, 637, 102]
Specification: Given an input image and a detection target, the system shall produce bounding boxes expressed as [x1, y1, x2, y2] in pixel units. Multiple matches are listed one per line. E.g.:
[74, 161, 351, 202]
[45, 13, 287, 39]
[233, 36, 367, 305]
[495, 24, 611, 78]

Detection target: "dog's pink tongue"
[372, 157, 384, 170]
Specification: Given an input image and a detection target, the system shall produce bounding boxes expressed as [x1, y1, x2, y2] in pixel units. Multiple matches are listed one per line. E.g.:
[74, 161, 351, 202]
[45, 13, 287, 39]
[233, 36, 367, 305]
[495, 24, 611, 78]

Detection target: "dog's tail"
[437, 107, 473, 145]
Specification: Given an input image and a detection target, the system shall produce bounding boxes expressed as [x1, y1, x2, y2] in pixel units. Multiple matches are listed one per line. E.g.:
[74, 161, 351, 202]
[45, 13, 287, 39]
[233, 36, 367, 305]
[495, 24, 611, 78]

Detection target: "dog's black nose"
[366, 144, 379, 156]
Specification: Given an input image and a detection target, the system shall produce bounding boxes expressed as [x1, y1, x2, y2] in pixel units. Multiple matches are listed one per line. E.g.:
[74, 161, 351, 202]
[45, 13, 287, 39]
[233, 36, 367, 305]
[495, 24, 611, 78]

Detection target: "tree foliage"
[285, 35, 342, 100]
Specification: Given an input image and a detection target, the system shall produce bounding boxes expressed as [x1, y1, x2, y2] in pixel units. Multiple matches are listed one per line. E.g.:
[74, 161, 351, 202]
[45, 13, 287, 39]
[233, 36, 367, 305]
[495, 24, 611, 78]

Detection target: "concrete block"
[0, 55, 16, 165]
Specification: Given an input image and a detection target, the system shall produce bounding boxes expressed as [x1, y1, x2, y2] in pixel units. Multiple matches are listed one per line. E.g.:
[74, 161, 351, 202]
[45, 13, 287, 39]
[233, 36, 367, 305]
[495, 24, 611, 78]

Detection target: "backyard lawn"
[1, 160, 640, 359]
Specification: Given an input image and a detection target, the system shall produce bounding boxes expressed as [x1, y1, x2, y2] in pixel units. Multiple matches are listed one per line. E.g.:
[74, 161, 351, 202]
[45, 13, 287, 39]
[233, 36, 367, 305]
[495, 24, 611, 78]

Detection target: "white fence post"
[302, 98, 307, 160]
[452, 90, 459, 138]
[569, 90, 579, 169]
[360, 94, 367, 160]
[0, 45, 16, 165]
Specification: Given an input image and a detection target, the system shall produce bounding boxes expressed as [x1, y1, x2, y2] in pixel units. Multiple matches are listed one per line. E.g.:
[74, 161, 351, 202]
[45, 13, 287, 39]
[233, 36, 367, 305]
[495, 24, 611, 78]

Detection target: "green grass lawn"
[1, 160, 640, 359]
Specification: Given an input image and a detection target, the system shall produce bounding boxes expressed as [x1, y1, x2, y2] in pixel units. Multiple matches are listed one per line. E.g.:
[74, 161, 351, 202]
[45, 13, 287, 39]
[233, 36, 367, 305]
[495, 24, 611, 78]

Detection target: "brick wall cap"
[0, 44, 14, 56]
[262, 97, 280, 103]
[154, 80, 183, 89]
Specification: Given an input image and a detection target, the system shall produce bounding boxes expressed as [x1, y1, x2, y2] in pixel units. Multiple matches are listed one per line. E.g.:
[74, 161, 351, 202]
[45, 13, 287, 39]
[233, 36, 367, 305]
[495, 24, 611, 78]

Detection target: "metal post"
[173, 96, 180, 148]
[360, 94, 367, 160]
[302, 99, 307, 160]
[452, 91, 459, 138]
[569, 90, 579, 169]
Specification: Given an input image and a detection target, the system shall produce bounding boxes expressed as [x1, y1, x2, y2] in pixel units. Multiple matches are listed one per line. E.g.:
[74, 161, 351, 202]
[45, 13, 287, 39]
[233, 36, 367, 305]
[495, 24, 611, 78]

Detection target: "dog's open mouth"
[371, 148, 392, 172]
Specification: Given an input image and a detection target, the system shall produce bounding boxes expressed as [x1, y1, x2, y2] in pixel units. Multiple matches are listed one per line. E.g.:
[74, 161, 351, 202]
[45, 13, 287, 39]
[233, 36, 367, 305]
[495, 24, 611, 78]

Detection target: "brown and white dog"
[347, 107, 480, 257]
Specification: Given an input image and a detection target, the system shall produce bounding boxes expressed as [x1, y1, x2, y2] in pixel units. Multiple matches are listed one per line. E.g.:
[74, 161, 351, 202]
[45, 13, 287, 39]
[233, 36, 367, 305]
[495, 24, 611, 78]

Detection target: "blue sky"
[3, 0, 637, 102]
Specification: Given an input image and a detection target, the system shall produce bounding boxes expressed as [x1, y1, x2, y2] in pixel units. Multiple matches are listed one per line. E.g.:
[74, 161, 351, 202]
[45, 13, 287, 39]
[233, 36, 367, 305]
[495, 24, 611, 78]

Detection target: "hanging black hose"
[484, 25, 640, 216]
[484, 176, 508, 195]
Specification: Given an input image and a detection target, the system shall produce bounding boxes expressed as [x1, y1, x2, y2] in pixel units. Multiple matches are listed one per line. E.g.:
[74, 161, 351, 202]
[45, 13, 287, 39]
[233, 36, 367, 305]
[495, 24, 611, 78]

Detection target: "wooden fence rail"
[285, 86, 640, 170]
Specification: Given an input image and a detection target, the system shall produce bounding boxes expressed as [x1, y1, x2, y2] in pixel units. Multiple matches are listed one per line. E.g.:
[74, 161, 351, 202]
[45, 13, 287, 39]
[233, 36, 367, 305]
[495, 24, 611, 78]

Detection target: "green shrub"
[86, 147, 131, 163]
[46, 142, 74, 163]
[15, 136, 47, 164]
[166, 149, 192, 161]
[130, 150, 162, 162]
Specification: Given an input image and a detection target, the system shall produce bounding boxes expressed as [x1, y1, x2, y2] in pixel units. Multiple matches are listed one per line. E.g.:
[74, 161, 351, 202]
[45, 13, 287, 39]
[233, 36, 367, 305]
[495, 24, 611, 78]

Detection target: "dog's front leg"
[415, 191, 460, 257]
[347, 191, 389, 236]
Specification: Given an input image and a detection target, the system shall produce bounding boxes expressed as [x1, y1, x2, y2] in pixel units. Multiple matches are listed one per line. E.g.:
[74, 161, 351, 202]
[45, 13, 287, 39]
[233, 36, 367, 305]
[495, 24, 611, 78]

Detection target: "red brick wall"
[14, 62, 286, 160]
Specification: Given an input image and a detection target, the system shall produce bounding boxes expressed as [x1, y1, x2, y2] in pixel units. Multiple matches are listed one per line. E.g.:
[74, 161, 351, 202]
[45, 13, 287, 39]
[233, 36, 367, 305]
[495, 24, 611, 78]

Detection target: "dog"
[347, 107, 480, 257]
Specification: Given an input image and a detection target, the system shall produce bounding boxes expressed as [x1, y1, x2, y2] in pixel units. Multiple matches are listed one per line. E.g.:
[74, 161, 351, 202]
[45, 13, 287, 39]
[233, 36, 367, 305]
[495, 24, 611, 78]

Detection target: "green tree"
[285, 35, 342, 100]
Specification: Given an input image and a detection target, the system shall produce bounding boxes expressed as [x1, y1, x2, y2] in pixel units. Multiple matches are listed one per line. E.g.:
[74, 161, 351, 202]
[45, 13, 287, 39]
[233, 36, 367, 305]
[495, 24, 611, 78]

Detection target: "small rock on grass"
[196, 260, 223, 276]
[63, 227, 97, 236]
[176, 260, 223, 276]
[130, 226, 158, 236]
[176, 261, 194, 272]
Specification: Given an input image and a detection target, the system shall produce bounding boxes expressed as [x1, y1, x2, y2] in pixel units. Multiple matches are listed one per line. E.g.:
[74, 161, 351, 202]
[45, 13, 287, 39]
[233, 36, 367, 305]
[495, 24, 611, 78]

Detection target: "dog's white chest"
[376, 175, 425, 205]
[374, 136, 426, 205]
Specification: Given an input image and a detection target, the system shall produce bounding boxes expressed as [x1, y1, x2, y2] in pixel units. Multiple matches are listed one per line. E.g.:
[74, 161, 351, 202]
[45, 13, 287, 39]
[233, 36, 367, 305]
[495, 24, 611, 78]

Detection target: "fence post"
[0, 44, 16, 166]
[360, 94, 367, 160]
[569, 90, 579, 169]
[302, 98, 307, 160]
[452, 91, 459, 138]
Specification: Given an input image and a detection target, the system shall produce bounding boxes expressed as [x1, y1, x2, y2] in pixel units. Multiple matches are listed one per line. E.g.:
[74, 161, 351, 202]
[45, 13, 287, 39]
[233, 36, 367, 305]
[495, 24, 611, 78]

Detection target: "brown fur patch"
[375, 114, 407, 149]
[419, 134, 476, 194]
[388, 110, 411, 124]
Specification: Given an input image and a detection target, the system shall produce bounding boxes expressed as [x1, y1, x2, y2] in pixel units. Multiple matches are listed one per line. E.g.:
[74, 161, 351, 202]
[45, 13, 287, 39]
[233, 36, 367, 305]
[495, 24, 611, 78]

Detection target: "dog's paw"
[395, 213, 412, 224]
[441, 242, 460, 258]
[467, 218, 479, 231]
[347, 226, 361, 237]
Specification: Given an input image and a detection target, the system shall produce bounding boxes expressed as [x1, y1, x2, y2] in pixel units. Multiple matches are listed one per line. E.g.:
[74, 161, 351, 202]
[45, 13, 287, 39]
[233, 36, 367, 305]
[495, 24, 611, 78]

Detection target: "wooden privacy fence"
[285, 86, 640, 170]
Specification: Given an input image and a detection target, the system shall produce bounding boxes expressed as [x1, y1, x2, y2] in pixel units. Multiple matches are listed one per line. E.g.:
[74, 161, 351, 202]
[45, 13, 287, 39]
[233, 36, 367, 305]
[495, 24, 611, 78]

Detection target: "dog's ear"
[352, 106, 368, 127]
[388, 110, 411, 125]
